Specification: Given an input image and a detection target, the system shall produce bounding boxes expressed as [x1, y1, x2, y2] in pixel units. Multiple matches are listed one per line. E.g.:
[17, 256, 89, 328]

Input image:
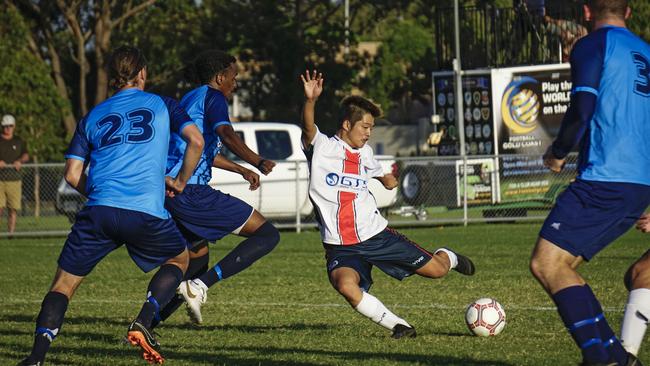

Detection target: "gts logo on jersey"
[325, 173, 367, 190]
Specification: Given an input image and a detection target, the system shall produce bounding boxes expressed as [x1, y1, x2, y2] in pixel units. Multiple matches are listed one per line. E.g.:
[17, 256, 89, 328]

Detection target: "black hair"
[585, 0, 628, 21]
[339, 96, 382, 127]
[184, 49, 236, 85]
[107, 46, 147, 90]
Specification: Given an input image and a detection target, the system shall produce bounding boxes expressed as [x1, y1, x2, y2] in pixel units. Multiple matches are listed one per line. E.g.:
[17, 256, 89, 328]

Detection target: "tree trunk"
[94, 0, 112, 105]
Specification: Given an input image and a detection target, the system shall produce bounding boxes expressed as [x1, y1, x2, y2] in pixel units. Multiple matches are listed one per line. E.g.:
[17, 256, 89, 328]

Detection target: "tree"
[12, 0, 157, 135]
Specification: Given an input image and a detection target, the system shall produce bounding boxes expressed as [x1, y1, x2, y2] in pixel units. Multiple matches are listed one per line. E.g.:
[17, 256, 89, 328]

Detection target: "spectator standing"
[0, 114, 28, 236]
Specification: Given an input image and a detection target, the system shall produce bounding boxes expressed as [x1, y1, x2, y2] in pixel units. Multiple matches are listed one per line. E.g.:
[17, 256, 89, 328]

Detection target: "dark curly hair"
[339, 96, 382, 128]
[107, 46, 147, 90]
[184, 50, 236, 85]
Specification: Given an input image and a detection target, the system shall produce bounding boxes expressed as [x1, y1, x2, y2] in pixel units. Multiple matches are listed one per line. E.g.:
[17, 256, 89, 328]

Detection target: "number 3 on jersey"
[632, 52, 650, 97]
[98, 108, 155, 149]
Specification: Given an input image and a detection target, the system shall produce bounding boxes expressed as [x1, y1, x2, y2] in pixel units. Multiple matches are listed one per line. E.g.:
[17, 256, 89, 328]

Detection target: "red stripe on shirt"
[343, 150, 360, 174]
[338, 191, 360, 245]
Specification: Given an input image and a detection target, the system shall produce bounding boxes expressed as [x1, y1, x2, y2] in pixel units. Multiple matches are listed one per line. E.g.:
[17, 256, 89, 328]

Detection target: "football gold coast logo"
[501, 77, 540, 134]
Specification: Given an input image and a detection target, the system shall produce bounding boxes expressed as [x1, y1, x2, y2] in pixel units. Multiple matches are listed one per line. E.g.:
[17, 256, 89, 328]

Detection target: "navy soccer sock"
[552, 285, 610, 364]
[27, 291, 69, 363]
[152, 253, 209, 328]
[199, 221, 280, 288]
[136, 264, 183, 328]
[584, 285, 629, 365]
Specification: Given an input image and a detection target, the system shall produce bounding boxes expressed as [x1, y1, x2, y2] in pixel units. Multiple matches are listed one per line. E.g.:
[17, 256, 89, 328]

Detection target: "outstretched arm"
[213, 154, 260, 191]
[301, 70, 323, 148]
[375, 174, 398, 190]
[216, 124, 276, 175]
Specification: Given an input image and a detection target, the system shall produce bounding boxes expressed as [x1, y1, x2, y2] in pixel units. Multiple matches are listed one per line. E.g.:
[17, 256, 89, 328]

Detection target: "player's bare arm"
[301, 69, 323, 148]
[376, 174, 398, 190]
[213, 154, 260, 191]
[636, 213, 650, 233]
[63, 158, 88, 196]
[216, 124, 276, 175]
[167, 124, 204, 195]
[543, 146, 565, 173]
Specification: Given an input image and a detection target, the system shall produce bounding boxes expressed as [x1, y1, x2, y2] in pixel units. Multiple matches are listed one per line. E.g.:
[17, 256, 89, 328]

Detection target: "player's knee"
[253, 221, 280, 254]
[167, 249, 190, 273]
[624, 252, 650, 291]
[332, 279, 359, 300]
[529, 256, 547, 282]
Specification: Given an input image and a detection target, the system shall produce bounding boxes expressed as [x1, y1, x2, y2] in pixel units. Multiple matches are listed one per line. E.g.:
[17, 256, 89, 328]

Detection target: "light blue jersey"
[65, 88, 193, 219]
[568, 26, 650, 186]
[167, 85, 231, 185]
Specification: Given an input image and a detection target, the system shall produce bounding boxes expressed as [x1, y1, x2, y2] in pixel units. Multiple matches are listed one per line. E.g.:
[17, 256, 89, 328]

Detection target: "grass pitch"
[0, 223, 647, 365]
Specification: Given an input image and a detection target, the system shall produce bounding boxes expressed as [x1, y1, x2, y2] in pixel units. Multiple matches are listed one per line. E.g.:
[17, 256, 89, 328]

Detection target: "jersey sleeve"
[64, 117, 90, 162]
[206, 92, 231, 133]
[161, 96, 194, 134]
[551, 31, 606, 159]
[364, 147, 385, 178]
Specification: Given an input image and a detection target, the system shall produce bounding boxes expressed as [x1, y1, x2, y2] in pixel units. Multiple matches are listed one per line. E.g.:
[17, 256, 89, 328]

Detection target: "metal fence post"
[295, 160, 301, 233]
[463, 155, 468, 227]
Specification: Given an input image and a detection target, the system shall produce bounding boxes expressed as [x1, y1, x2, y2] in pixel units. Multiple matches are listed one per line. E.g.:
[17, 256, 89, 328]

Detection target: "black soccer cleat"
[126, 320, 164, 364]
[453, 252, 475, 276]
[391, 324, 417, 339]
[16, 360, 42, 366]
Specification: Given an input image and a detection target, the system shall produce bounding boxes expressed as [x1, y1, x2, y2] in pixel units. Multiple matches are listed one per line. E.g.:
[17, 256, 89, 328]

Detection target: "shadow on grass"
[0, 342, 515, 366]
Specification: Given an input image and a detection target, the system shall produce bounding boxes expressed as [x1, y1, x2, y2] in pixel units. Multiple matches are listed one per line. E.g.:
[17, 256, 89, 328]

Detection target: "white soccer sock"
[621, 288, 650, 356]
[354, 292, 410, 330]
[434, 248, 458, 270]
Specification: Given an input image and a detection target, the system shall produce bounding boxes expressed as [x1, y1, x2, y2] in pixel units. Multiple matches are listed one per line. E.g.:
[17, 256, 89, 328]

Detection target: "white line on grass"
[0, 299, 625, 312]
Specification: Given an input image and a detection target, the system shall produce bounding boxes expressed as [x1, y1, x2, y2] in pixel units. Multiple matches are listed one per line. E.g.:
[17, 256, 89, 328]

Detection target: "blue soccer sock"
[136, 264, 183, 328]
[27, 291, 69, 364]
[152, 253, 209, 328]
[198, 221, 279, 288]
[552, 285, 610, 364]
[584, 285, 629, 365]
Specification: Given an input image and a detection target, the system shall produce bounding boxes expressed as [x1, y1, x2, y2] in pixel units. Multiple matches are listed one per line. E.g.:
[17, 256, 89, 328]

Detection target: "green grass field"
[0, 223, 647, 365]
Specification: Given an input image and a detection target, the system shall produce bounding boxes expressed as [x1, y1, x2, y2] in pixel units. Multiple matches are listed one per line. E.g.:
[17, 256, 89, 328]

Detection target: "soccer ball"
[465, 298, 506, 337]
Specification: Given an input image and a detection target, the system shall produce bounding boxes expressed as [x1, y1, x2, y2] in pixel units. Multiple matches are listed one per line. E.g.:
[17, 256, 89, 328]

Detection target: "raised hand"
[301, 70, 323, 101]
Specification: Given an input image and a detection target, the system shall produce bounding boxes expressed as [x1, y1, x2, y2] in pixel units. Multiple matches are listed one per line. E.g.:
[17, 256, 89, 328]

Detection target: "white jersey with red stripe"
[305, 129, 388, 245]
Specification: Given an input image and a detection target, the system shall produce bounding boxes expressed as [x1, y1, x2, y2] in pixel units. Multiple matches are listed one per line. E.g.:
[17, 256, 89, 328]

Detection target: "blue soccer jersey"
[65, 88, 194, 219]
[167, 85, 231, 185]
[554, 26, 650, 186]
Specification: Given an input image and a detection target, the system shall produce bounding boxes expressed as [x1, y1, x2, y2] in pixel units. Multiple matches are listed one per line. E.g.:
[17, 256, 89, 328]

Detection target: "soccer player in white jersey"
[300, 70, 476, 338]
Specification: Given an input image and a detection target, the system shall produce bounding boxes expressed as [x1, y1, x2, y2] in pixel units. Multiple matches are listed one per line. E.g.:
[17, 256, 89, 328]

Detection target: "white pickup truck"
[212, 122, 399, 219]
[56, 122, 399, 221]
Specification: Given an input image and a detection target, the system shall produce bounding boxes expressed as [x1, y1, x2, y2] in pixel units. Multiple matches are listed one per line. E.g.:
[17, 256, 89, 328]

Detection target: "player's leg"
[530, 180, 650, 366]
[153, 240, 209, 328]
[116, 208, 190, 364]
[192, 210, 279, 289]
[19, 268, 84, 366]
[6, 180, 21, 235]
[620, 249, 650, 358]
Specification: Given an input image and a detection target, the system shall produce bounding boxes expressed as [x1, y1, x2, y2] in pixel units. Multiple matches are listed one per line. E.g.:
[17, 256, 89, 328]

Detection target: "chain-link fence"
[1, 157, 576, 237]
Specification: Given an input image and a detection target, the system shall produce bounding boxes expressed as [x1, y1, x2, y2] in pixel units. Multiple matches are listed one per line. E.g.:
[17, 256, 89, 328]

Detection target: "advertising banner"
[432, 72, 494, 156]
[455, 158, 497, 206]
[491, 64, 574, 203]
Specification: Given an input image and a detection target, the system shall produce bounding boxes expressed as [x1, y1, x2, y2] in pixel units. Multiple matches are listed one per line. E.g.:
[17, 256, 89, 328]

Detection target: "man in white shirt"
[300, 70, 476, 339]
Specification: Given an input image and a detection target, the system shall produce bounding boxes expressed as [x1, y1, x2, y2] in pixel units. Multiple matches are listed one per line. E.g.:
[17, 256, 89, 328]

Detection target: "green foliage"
[629, 1, 650, 42]
[1, 224, 648, 365]
[0, 5, 66, 162]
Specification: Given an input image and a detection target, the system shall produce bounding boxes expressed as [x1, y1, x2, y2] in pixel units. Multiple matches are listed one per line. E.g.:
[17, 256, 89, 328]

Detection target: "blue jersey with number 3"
[570, 26, 650, 185]
[65, 88, 193, 219]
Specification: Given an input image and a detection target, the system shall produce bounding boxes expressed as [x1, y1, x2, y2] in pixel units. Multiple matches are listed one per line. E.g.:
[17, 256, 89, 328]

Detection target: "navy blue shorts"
[323, 228, 433, 291]
[165, 185, 253, 243]
[58, 205, 188, 276]
[540, 179, 650, 261]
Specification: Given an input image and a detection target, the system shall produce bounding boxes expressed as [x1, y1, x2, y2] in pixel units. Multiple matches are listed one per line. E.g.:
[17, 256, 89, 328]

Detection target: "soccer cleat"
[176, 280, 207, 325]
[16, 360, 42, 366]
[391, 324, 417, 339]
[452, 251, 475, 276]
[126, 320, 164, 364]
[627, 353, 644, 366]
